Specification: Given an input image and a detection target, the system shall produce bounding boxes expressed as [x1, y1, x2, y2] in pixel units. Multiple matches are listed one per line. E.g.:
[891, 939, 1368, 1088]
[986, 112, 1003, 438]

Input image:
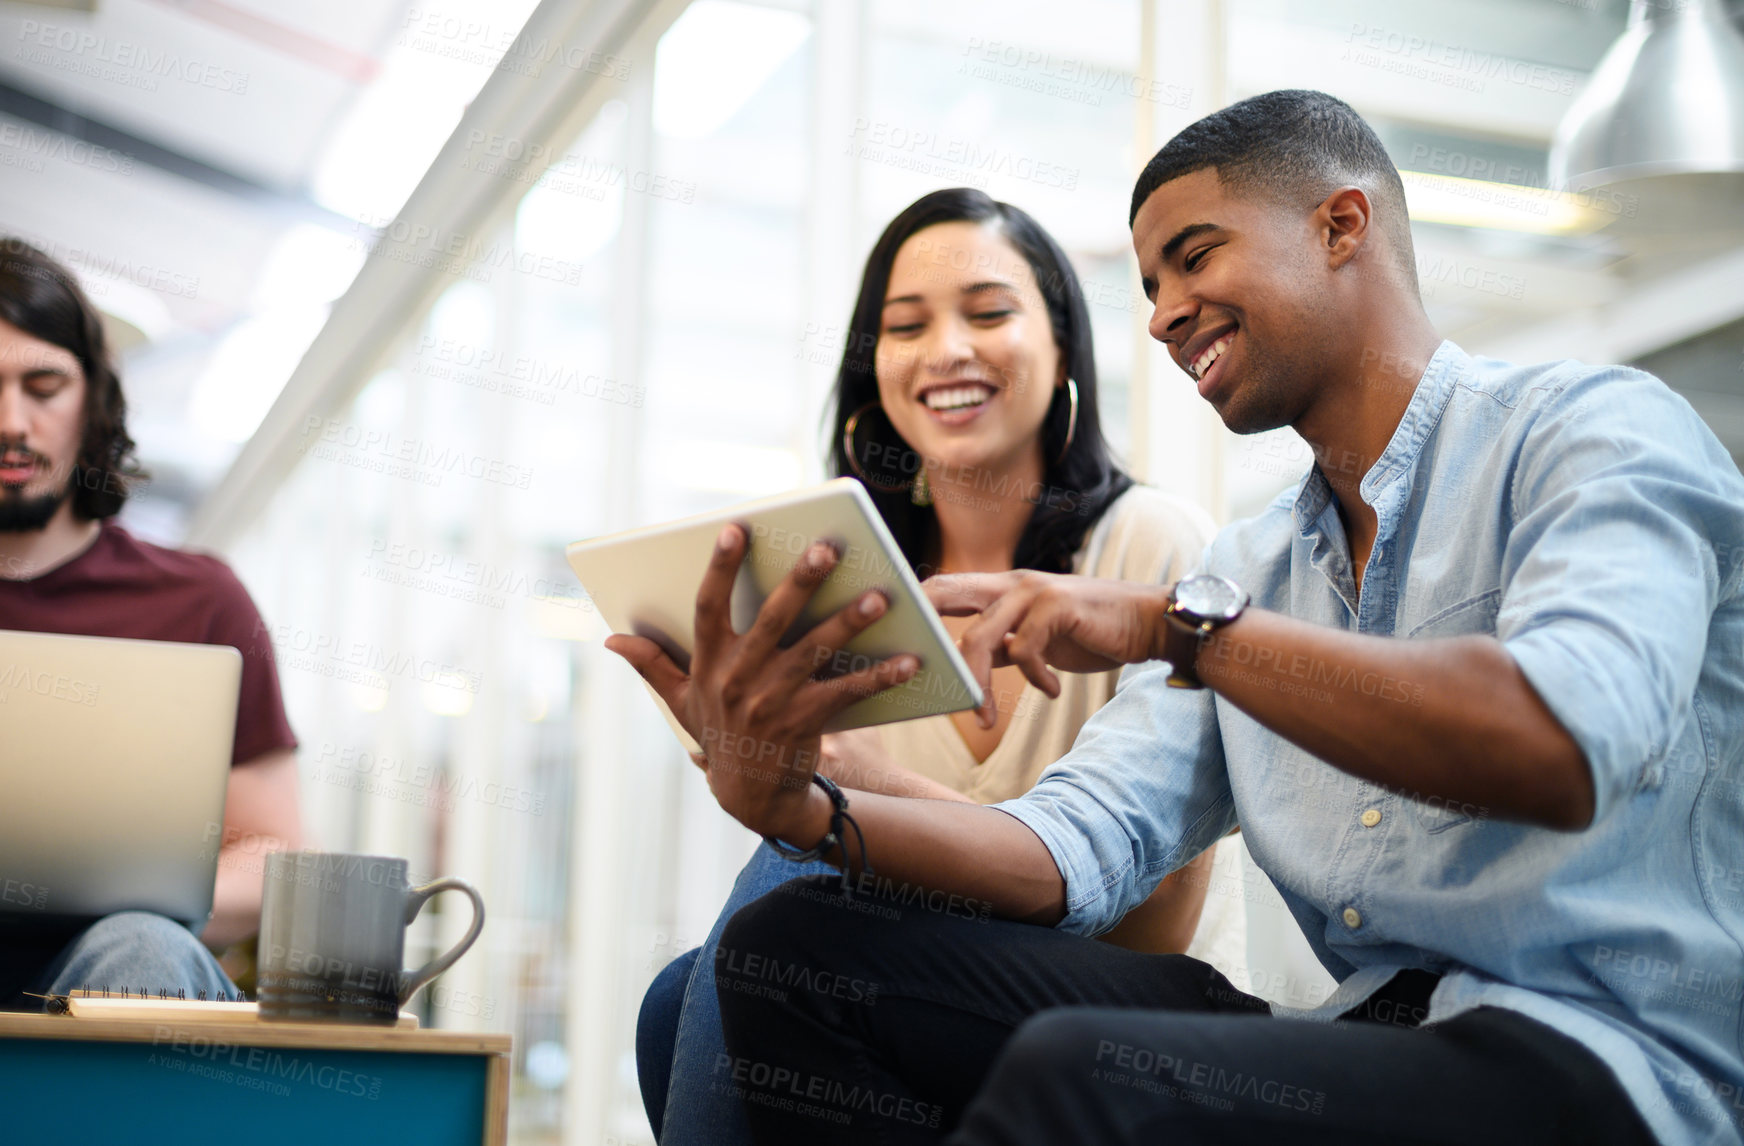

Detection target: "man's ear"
[1317, 185, 1372, 271]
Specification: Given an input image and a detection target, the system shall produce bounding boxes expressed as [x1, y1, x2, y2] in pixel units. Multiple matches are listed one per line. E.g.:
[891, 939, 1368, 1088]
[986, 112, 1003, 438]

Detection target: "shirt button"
[1342, 906, 1363, 928]
[1360, 808, 1382, 828]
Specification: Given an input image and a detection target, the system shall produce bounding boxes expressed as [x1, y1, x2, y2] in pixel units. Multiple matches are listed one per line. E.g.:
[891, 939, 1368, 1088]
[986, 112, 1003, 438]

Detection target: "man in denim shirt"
[610, 90, 1744, 1145]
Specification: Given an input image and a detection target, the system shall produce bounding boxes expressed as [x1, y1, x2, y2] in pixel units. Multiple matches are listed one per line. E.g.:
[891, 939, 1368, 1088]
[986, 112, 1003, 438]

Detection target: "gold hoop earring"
[842, 402, 918, 494]
[910, 466, 932, 507]
[1053, 377, 1079, 466]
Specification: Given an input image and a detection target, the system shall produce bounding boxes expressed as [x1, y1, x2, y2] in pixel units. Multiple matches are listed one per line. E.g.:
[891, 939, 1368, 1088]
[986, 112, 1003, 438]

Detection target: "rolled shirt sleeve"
[995, 661, 1236, 936]
[1498, 368, 1739, 825]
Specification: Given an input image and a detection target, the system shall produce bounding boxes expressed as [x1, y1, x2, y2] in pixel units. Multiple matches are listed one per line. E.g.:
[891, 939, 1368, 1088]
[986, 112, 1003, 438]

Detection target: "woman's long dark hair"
[0, 237, 141, 519]
[826, 189, 1131, 576]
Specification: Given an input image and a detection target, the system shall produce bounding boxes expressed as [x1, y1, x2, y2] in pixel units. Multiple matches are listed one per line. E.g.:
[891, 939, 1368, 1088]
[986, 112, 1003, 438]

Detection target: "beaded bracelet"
[764, 773, 871, 896]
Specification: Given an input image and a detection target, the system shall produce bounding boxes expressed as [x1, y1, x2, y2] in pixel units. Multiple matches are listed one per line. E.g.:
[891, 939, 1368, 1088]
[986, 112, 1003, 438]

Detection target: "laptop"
[0, 629, 241, 931]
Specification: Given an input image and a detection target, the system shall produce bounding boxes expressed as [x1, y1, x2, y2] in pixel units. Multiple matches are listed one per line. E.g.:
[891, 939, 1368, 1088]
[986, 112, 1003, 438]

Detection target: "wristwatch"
[1161, 574, 1250, 689]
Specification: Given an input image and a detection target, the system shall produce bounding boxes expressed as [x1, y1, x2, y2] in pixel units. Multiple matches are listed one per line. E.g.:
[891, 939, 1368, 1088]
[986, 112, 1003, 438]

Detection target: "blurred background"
[2, 0, 1741, 1140]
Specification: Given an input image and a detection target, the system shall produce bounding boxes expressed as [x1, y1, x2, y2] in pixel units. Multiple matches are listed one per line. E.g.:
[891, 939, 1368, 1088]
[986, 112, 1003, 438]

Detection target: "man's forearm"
[1194, 609, 1592, 828]
[779, 785, 1067, 924]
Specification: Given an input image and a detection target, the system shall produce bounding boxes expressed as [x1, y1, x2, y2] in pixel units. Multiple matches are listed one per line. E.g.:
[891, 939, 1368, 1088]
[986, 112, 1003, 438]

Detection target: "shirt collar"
[1290, 339, 1466, 537]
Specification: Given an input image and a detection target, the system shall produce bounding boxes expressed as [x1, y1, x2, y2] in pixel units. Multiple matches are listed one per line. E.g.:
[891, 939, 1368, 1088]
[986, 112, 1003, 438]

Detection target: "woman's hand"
[925, 571, 1173, 728]
[820, 729, 976, 804]
[605, 525, 920, 845]
[817, 728, 896, 789]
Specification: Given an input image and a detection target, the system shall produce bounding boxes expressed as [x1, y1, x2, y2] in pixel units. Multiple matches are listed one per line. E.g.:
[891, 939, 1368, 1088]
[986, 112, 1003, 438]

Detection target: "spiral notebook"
[50, 990, 418, 1027]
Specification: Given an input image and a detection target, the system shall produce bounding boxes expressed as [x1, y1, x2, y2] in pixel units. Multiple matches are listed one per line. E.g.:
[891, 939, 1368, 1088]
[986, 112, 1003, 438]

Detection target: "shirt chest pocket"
[1404, 588, 1503, 641]
[1402, 589, 1504, 833]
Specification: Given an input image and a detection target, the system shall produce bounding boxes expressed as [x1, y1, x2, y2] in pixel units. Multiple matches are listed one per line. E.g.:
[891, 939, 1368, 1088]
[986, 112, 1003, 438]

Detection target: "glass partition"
[222, 3, 1238, 1140]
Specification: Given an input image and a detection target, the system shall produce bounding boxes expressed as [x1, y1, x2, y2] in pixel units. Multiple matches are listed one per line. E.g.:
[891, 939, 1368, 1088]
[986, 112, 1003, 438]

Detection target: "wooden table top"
[0, 1010, 511, 1055]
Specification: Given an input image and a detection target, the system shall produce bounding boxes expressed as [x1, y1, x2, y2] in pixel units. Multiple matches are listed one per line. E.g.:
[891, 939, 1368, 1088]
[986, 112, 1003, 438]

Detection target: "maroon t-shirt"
[0, 522, 297, 765]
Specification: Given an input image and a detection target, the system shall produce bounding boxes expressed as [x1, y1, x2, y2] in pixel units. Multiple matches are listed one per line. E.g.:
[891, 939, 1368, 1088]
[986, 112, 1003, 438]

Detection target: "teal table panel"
[0, 1036, 489, 1145]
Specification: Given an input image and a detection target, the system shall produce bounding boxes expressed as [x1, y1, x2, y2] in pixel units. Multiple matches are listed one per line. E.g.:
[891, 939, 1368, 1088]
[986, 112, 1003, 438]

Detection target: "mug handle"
[399, 877, 486, 1007]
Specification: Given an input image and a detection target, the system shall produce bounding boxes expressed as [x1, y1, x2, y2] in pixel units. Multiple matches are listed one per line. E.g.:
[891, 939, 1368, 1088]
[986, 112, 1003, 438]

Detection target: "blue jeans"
[637, 844, 833, 1145]
[0, 911, 238, 1009]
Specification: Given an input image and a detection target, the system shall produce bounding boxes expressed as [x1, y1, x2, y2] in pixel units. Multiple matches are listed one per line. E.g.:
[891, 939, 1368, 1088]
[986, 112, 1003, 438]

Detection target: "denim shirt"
[998, 341, 1744, 1145]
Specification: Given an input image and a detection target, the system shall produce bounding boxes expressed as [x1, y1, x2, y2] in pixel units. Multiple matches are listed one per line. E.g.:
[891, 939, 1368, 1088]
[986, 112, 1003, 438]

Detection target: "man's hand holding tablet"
[605, 524, 921, 849]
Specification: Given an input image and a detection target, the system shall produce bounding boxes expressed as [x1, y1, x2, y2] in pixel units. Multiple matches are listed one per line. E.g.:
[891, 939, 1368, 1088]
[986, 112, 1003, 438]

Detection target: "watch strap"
[1162, 611, 1208, 689]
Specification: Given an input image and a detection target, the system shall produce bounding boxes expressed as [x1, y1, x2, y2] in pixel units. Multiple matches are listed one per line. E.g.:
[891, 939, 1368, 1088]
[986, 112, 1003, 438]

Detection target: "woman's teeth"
[923, 385, 994, 411]
[1191, 333, 1233, 380]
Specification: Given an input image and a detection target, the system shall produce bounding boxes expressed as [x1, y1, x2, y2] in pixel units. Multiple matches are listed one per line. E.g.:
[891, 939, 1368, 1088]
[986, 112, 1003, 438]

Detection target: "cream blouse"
[872, 484, 1248, 970]
[876, 484, 1216, 803]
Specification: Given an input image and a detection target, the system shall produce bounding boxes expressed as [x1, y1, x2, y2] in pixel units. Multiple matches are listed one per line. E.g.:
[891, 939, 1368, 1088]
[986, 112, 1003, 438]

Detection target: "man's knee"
[716, 875, 882, 1038]
[54, 910, 222, 993]
[719, 874, 840, 957]
[991, 1009, 1110, 1087]
[77, 910, 202, 956]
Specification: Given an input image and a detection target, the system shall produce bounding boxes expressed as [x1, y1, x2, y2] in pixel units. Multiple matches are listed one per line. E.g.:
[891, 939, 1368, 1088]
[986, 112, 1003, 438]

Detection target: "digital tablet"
[566, 478, 983, 751]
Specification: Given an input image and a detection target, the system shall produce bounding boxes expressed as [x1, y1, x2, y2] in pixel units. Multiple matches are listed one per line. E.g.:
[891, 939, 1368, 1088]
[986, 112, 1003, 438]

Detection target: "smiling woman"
[828, 189, 1130, 580]
[625, 189, 1233, 1146]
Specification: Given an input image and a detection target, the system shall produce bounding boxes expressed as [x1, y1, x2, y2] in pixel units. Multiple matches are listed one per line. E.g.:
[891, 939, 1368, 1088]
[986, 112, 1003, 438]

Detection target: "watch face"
[1175, 574, 1245, 622]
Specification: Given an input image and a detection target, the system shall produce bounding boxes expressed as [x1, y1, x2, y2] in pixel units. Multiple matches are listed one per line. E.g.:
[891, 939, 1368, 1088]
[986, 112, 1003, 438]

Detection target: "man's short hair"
[0, 237, 140, 519]
[1129, 90, 1417, 288]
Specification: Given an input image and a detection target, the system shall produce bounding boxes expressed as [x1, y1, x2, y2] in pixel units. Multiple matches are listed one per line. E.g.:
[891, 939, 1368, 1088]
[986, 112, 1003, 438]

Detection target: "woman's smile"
[918, 380, 999, 426]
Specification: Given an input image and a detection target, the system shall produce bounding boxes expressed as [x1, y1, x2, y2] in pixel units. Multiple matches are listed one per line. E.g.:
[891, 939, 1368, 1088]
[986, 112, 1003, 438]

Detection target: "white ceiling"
[0, 0, 539, 536]
[0, 0, 1739, 533]
[0, 0, 403, 188]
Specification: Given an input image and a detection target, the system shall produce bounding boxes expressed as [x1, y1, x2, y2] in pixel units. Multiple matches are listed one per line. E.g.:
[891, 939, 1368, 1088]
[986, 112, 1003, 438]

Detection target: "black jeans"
[714, 875, 1658, 1145]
